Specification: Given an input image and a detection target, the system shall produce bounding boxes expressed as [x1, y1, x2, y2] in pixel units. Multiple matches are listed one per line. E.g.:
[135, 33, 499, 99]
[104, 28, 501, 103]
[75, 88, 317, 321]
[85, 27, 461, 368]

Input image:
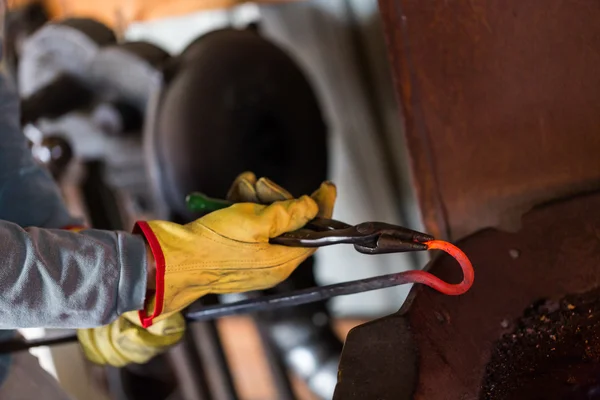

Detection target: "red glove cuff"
[133, 221, 166, 328]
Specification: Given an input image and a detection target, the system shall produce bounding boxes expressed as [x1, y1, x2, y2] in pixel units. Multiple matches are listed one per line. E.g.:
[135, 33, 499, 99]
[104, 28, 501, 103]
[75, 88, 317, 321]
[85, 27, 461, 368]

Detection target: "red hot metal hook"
[395, 240, 474, 296]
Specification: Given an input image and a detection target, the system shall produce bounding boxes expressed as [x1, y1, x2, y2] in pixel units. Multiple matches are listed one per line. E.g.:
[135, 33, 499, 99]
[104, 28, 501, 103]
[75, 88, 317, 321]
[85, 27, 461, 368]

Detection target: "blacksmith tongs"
[186, 192, 433, 254]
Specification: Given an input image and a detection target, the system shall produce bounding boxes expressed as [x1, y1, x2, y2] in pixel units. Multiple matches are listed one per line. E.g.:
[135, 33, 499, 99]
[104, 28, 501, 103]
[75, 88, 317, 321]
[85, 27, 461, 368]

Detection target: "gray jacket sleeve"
[0, 224, 148, 328]
[0, 67, 148, 329]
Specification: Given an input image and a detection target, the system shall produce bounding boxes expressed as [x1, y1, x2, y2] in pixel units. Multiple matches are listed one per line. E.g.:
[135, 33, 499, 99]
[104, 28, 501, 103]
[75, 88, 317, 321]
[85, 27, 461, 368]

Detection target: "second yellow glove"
[77, 310, 185, 367]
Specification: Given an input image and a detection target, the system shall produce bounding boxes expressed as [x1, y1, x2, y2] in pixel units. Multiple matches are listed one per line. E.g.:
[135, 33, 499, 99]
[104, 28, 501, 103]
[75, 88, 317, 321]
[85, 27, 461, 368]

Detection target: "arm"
[0, 66, 150, 328]
[0, 223, 148, 328]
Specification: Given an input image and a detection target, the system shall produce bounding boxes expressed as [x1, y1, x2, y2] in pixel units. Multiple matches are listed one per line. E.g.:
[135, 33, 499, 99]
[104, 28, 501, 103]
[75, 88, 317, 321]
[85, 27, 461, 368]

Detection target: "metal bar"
[184, 271, 415, 320]
[0, 271, 416, 354]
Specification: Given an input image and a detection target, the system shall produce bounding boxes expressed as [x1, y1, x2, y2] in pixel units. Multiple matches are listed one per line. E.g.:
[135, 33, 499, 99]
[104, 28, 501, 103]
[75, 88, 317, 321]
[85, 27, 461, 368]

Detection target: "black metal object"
[145, 28, 328, 222]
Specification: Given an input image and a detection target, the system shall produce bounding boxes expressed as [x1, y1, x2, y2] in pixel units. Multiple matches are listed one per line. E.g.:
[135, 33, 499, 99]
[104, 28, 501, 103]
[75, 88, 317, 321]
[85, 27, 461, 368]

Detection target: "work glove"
[136, 172, 336, 327]
[76, 309, 185, 367]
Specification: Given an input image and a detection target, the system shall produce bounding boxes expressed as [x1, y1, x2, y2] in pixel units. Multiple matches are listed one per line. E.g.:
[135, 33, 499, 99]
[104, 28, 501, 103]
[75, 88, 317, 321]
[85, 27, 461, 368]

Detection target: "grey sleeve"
[0, 59, 148, 329]
[0, 223, 148, 329]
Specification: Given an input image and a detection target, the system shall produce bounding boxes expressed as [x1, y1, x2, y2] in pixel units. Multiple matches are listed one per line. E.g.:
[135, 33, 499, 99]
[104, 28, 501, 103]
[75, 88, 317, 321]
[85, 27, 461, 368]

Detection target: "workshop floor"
[217, 317, 363, 400]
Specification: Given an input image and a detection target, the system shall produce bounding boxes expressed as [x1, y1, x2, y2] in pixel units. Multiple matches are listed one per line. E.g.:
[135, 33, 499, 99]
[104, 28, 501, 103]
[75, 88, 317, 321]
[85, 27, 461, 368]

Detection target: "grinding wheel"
[145, 28, 328, 220]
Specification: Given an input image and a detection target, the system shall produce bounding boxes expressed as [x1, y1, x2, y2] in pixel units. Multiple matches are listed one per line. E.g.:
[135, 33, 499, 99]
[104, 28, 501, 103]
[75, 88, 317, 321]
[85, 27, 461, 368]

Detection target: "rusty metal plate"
[378, 0, 600, 240]
[334, 191, 600, 399]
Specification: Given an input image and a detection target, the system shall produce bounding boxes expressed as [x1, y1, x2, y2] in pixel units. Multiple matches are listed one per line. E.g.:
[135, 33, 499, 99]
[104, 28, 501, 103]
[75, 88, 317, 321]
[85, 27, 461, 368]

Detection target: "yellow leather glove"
[77, 311, 185, 367]
[136, 172, 336, 327]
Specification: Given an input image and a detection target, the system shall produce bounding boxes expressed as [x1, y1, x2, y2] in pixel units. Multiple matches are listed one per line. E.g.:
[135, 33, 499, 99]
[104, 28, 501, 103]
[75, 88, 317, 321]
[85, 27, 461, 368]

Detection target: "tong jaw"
[352, 222, 433, 255]
[269, 219, 434, 254]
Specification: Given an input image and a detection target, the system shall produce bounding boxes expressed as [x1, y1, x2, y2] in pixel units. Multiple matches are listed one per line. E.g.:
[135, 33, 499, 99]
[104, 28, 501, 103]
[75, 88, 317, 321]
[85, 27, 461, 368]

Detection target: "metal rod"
[2, 334, 79, 353]
[184, 272, 411, 321]
[0, 271, 415, 354]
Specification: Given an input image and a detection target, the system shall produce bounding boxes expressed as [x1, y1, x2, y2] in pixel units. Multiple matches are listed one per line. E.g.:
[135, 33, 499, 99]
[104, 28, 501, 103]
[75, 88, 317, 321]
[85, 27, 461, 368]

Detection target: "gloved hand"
[77, 310, 185, 367]
[136, 172, 336, 327]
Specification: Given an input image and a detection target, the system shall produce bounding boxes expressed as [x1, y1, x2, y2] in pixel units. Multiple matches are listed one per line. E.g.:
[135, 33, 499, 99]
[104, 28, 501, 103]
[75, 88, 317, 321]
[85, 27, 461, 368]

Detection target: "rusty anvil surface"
[334, 192, 600, 399]
[377, 0, 600, 241]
